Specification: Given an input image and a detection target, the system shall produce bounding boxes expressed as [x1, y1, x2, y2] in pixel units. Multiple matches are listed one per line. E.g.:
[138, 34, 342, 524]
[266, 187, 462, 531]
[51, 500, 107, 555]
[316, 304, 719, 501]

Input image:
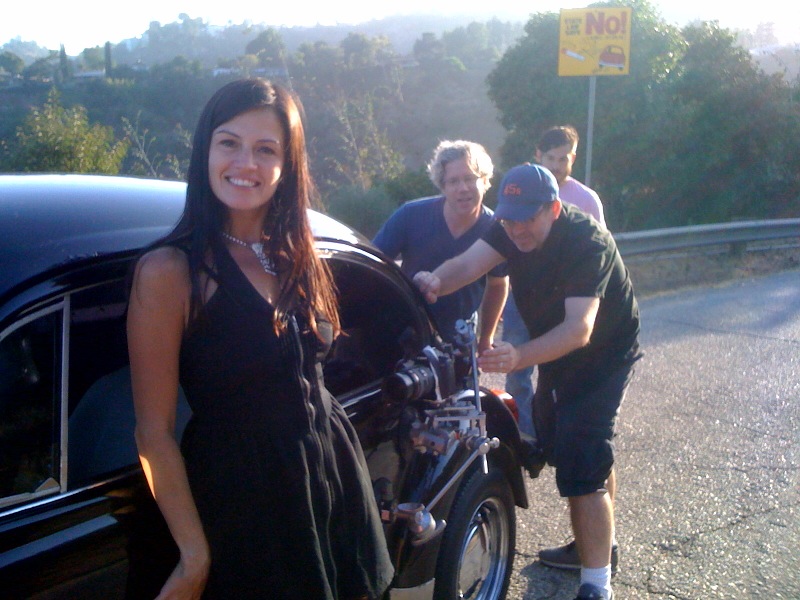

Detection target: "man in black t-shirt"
[414, 164, 641, 600]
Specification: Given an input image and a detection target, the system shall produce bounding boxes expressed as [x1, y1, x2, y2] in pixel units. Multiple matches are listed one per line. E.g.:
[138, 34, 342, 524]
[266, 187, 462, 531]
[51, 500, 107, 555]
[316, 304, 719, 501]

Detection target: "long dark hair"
[161, 78, 339, 338]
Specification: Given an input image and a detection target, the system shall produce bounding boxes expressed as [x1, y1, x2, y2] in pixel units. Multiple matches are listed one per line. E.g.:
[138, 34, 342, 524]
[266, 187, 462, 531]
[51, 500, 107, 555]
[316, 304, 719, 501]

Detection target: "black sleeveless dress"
[178, 245, 394, 599]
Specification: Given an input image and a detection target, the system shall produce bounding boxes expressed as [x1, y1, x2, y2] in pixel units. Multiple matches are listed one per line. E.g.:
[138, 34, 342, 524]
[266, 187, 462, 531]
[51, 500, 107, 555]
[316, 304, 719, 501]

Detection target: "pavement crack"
[654, 499, 799, 557]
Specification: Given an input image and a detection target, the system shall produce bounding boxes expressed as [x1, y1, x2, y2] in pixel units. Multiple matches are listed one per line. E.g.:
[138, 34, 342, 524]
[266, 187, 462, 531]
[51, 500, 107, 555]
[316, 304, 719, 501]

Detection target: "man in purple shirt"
[538, 126, 605, 226]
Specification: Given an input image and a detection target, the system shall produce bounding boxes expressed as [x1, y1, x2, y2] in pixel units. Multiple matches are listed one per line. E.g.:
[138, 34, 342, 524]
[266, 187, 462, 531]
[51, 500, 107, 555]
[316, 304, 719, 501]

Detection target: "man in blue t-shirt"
[373, 140, 507, 349]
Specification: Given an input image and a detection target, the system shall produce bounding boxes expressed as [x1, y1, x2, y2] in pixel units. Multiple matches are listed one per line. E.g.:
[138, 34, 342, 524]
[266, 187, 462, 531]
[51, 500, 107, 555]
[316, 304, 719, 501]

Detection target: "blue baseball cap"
[494, 163, 559, 222]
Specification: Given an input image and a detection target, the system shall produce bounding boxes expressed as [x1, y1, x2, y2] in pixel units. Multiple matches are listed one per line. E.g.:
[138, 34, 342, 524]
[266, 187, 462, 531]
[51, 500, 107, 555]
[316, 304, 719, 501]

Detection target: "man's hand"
[478, 341, 519, 374]
[413, 271, 441, 304]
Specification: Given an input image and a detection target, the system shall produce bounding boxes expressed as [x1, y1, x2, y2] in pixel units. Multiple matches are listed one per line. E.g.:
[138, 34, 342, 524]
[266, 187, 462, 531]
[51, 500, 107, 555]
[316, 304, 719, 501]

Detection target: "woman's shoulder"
[137, 245, 190, 276]
[133, 246, 192, 299]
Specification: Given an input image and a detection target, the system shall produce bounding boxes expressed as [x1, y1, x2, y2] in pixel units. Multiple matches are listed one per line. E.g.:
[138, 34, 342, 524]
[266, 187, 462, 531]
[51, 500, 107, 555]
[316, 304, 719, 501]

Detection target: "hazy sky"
[5, 0, 798, 54]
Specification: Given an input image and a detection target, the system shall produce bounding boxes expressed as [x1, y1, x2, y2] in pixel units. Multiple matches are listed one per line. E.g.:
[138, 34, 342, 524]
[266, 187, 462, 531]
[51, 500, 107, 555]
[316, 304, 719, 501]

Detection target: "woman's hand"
[155, 552, 210, 600]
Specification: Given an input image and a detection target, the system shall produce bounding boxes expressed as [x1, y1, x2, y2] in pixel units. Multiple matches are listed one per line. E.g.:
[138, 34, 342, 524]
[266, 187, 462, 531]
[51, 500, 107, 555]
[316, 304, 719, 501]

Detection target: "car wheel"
[433, 467, 516, 600]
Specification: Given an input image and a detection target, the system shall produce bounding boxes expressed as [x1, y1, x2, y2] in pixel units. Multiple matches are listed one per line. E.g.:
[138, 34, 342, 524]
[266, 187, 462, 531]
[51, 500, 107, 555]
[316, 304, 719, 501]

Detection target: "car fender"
[387, 431, 469, 589]
[385, 387, 529, 589]
[481, 388, 530, 510]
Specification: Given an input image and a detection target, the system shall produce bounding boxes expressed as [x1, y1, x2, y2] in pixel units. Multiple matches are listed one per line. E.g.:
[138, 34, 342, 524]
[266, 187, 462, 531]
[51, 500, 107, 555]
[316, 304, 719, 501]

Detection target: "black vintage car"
[0, 174, 537, 599]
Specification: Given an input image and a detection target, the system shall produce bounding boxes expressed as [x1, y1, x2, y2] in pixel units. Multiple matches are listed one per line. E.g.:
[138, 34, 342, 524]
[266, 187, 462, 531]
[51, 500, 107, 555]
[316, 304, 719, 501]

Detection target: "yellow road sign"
[558, 7, 632, 76]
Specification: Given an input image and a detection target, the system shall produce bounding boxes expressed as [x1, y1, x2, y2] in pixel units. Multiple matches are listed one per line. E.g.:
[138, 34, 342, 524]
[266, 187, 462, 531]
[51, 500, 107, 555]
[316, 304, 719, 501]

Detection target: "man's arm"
[477, 275, 508, 354]
[414, 239, 505, 303]
[478, 296, 600, 373]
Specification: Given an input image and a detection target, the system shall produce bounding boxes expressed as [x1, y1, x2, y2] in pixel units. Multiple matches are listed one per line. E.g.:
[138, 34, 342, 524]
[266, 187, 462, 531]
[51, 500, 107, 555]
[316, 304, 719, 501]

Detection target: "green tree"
[105, 42, 113, 74]
[328, 93, 404, 190]
[139, 56, 213, 130]
[292, 41, 343, 89]
[0, 51, 24, 75]
[393, 25, 507, 172]
[245, 28, 286, 69]
[485, 0, 800, 229]
[383, 168, 438, 206]
[81, 46, 105, 71]
[324, 183, 398, 238]
[290, 37, 404, 195]
[122, 112, 191, 180]
[440, 21, 517, 69]
[648, 22, 800, 226]
[58, 45, 72, 81]
[1, 89, 128, 174]
[599, 20, 800, 228]
[413, 32, 446, 67]
[340, 32, 394, 70]
[23, 52, 59, 81]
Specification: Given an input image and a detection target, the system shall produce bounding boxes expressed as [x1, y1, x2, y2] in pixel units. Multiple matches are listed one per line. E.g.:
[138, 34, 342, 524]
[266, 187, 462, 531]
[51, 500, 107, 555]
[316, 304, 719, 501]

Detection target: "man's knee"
[554, 433, 615, 497]
[566, 486, 610, 503]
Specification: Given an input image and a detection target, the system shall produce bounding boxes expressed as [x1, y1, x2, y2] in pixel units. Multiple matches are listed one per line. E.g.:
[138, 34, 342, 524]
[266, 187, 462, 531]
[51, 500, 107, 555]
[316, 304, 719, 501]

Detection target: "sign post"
[558, 7, 631, 185]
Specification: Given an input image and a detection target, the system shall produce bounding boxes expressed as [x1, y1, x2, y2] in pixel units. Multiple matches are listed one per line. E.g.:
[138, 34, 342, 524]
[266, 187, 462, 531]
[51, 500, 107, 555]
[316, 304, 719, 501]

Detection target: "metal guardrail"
[614, 218, 800, 256]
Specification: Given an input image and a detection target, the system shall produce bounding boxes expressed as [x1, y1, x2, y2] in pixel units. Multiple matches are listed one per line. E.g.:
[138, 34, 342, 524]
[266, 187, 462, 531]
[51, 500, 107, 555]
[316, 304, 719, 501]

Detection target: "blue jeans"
[502, 293, 536, 438]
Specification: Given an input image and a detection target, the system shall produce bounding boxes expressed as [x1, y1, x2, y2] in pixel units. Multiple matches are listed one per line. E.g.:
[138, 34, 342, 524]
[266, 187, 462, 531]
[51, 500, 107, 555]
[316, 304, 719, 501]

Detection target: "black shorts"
[533, 363, 635, 497]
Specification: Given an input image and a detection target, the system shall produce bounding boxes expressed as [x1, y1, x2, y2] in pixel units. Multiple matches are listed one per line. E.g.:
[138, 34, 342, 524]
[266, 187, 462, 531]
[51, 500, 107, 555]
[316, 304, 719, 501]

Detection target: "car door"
[0, 273, 175, 599]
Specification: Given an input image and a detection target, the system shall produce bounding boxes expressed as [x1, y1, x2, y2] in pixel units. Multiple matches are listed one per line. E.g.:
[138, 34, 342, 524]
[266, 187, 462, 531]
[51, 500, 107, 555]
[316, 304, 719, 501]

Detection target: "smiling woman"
[127, 78, 394, 599]
[208, 108, 284, 219]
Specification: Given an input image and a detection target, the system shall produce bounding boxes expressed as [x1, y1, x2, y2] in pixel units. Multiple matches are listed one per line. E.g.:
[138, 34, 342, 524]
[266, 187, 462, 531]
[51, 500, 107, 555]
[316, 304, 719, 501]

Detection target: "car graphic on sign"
[598, 45, 626, 69]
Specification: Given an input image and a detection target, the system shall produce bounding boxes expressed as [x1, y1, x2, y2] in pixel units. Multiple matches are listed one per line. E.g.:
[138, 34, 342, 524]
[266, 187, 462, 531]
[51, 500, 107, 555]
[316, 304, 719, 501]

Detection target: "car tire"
[433, 466, 516, 600]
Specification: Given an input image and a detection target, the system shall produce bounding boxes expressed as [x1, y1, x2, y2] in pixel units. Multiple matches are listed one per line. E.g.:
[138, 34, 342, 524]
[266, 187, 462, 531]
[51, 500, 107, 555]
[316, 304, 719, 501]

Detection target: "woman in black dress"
[128, 78, 394, 599]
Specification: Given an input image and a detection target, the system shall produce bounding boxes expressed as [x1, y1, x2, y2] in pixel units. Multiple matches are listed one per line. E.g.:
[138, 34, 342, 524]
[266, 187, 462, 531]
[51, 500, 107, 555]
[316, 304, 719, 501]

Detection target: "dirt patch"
[625, 244, 800, 298]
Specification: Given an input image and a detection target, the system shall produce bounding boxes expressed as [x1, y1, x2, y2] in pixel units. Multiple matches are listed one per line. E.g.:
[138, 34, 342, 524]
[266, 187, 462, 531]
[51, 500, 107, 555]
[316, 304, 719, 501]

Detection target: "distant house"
[212, 67, 290, 79]
[252, 67, 289, 79]
[73, 70, 106, 80]
[212, 67, 242, 77]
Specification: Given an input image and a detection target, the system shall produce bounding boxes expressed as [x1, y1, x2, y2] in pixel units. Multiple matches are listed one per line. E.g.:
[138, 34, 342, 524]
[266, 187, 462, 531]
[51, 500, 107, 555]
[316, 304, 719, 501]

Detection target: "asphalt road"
[482, 269, 800, 599]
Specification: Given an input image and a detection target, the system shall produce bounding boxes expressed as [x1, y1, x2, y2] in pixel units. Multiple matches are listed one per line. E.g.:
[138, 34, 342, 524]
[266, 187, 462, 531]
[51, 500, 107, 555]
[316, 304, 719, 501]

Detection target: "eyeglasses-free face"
[208, 107, 285, 218]
[536, 142, 576, 184]
[441, 157, 489, 219]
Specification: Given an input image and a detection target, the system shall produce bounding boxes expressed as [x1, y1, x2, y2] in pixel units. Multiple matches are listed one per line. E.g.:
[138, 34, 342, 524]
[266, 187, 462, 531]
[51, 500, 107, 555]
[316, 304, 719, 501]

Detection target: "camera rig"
[386, 320, 500, 546]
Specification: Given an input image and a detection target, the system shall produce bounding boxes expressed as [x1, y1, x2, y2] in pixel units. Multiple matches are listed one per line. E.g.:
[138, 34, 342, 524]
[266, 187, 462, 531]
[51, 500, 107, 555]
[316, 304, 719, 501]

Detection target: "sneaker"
[539, 540, 619, 574]
[574, 582, 613, 599]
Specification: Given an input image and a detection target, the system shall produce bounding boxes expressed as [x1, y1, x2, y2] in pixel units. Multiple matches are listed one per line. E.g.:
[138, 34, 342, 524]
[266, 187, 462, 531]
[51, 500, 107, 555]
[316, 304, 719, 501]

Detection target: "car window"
[67, 279, 191, 487]
[324, 257, 426, 398]
[67, 281, 137, 486]
[0, 308, 61, 508]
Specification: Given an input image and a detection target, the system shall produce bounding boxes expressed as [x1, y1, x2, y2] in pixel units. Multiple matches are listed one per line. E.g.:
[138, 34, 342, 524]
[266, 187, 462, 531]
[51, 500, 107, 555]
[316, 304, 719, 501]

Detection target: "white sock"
[581, 565, 612, 594]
